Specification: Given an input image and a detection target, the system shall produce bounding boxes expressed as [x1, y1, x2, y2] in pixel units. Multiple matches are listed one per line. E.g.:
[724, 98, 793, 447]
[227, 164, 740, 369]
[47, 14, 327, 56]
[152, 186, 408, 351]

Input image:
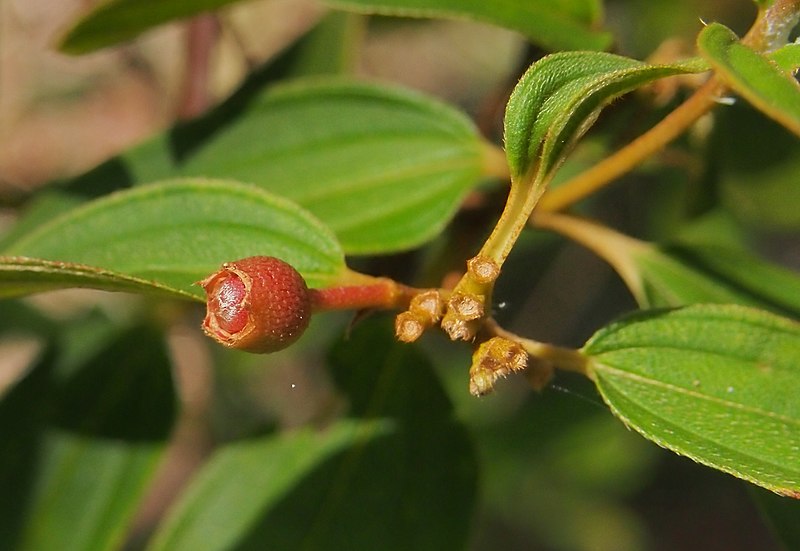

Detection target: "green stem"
[486, 319, 588, 375]
[531, 211, 650, 304]
[537, 0, 800, 213]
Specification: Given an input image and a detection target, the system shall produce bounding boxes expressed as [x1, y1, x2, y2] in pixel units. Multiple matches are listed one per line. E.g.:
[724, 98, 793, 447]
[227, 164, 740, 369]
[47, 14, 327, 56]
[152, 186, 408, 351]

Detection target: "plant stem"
[537, 0, 800, 213]
[537, 75, 724, 212]
[743, 0, 800, 51]
[485, 319, 588, 375]
[531, 211, 650, 304]
[178, 14, 219, 120]
[309, 275, 419, 312]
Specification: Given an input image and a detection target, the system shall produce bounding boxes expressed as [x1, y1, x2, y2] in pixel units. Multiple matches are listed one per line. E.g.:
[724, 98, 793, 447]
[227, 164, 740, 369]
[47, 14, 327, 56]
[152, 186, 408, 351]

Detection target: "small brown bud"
[467, 256, 500, 284]
[395, 311, 426, 343]
[394, 290, 445, 343]
[469, 337, 528, 396]
[199, 256, 311, 353]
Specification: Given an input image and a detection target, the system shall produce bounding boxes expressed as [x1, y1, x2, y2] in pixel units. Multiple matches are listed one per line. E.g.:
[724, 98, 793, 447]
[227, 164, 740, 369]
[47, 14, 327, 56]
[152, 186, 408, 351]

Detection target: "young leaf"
[59, 0, 254, 54]
[698, 22, 800, 136]
[768, 42, 800, 72]
[2, 179, 344, 300]
[504, 52, 707, 180]
[322, 0, 612, 52]
[583, 304, 800, 498]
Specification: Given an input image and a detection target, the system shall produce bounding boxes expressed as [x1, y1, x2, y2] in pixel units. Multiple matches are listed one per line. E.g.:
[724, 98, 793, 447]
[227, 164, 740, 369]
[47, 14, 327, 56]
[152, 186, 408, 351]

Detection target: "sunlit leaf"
[9, 80, 489, 256]
[504, 51, 706, 180]
[322, 0, 612, 51]
[698, 22, 800, 136]
[584, 304, 800, 497]
[2, 179, 345, 300]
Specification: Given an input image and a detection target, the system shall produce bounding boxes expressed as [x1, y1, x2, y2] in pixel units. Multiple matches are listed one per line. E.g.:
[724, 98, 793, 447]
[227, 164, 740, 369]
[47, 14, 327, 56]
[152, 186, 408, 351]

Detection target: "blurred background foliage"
[1, 0, 799, 550]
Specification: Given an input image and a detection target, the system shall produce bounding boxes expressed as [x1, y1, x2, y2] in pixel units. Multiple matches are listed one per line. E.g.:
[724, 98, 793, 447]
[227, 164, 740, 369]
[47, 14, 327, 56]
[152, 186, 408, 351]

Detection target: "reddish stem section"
[309, 280, 414, 312]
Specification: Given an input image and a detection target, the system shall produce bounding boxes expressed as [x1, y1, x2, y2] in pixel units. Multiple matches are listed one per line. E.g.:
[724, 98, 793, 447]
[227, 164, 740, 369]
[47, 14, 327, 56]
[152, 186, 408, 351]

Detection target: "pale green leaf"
[583, 304, 800, 497]
[698, 22, 800, 136]
[504, 52, 707, 180]
[146, 420, 390, 551]
[2, 179, 344, 300]
[322, 0, 611, 51]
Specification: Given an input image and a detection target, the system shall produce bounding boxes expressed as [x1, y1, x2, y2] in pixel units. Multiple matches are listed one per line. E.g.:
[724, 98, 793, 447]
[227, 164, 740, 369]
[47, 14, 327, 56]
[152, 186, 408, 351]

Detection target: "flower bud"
[199, 256, 311, 353]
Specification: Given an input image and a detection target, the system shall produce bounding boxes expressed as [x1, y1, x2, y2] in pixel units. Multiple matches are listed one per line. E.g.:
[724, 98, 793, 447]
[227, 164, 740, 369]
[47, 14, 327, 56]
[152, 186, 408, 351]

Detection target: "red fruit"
[199, 256, 311, 353]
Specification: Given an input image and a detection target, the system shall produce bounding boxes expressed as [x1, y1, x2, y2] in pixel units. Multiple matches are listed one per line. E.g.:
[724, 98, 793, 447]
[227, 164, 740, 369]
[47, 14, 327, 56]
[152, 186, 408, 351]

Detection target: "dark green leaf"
[698, 22, 800, 136]
[322, 0, 612, 51]
[59, 0, 253, 54]
[2, 179, 345, 300]
[146, 420, 391, 551]
[2, 322, 176, 551]
[504, 51, 706, 180]
[256, 317, 477, 550]
[150, 317, 477, 551]
[583, 304, 800, 497]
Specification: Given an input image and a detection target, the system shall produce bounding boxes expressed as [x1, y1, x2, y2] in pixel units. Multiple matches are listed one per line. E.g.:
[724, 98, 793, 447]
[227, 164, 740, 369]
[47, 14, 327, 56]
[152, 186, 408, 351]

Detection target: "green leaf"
[2, 179, 344, 300]
[59, 0, 253, 54]
[632, 243, 800, 318]
[11, 80, 487, 256]
[174, 81, 488, 254]
[504, 51, 706, 180]
[322, 0, 612, 51]
[151, 317, 477, 551]
[768, 42, 800, 72]
[2, 322, 176, 551]
[583, 304, 800, 497]
[249, 317, 477, 550]
[698, 22, 800, 136]
[0, 257, 199, 301]
[146, 420, 390, 551]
